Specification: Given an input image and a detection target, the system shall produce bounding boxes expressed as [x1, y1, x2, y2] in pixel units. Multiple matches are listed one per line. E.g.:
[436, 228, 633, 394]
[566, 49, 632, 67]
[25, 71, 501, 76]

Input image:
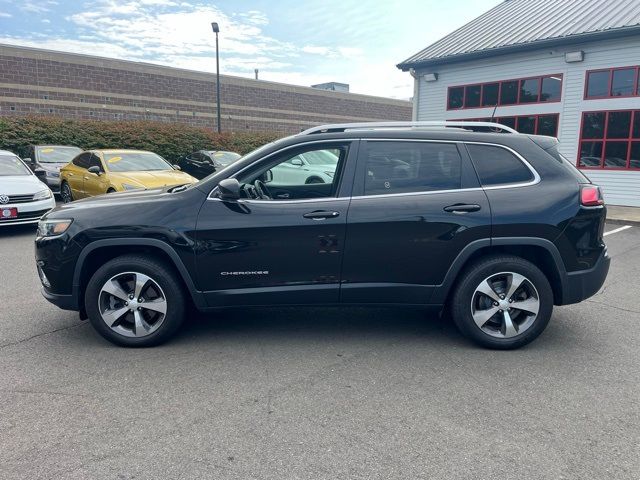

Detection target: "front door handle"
[83, 176, 90, 180]
[443, 203, 481, 214]
[303, 210, 340, 220]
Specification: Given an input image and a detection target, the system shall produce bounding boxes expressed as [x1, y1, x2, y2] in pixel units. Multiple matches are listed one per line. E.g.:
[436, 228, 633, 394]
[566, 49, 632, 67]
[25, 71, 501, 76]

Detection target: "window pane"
[582, 112, 606, 139]
[541, 76, 562, 101]
[467, 144, 533, 186]
[606, 111, 632, 138]
[448, 87, 464, 109]
[630, 142, 640, 169]
[633, 111, 640, 138]
[364, 142, 462, 195]
[498, 116, 516, 129]
[481, 83, 499, 106]
[537, 115, 559, 136]
[604, 142, 629, 168]
[516, 116, 536, 134]
[519, 78, 540, 103]
[579, 142, 603, 167]
[465, 85, 481, 108]
[500, 81, 518, 105]
[611, 68, 635, 97]
[586, 71, 610, 98]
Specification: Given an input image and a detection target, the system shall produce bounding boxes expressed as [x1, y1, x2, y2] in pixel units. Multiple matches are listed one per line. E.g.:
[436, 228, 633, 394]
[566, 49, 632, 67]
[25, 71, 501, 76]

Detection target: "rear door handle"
[443, 203, 481, 214]
[303, 210, 340, 220]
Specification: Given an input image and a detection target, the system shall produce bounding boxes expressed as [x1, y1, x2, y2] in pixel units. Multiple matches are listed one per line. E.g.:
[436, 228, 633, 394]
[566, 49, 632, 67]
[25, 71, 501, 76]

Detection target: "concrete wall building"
[0, 44, 411, 135]
[398, 0, 640, 207]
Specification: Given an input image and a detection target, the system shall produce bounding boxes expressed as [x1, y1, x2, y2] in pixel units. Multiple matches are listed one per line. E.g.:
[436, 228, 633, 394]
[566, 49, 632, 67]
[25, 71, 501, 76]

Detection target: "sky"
[0, 0, 502, 99]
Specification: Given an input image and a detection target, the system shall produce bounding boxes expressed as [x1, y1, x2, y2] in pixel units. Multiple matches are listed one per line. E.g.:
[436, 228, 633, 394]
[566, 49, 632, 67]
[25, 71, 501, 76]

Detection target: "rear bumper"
[559, 248, 610, 305]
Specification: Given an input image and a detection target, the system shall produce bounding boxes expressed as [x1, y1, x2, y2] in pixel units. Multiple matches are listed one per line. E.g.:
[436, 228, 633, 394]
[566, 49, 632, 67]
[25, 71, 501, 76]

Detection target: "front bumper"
[559, 248, 610, 305]
[0, 197, 56, 226]
[44, 177, 61, 193]
[41, 286, 79, 311]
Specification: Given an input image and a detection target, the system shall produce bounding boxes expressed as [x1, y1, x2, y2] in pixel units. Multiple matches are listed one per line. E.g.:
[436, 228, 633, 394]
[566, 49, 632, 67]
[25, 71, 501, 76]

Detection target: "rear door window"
[466, 144, 534, 186]
[363, 141, 462, 195]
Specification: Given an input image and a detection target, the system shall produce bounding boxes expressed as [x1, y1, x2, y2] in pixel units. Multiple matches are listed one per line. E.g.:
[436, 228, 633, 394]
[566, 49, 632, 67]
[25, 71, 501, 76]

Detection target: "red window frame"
[453, 114, 560, 137]
[584, 66, 640, 100]
[446, 74, 563, 111]
[577, 109, 640, 171]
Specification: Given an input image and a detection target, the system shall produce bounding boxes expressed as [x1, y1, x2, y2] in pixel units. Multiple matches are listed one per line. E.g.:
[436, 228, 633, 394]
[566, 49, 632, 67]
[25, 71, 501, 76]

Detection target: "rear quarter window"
[466, 144, 534, 186]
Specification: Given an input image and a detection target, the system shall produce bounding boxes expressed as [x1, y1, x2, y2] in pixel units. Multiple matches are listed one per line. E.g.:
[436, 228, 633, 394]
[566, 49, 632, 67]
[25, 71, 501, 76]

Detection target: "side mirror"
[173, 164, 181, 170]
[217, 178, 240, 200]
[34, 169, 47, 182]
[87, 166, 101, 175]
[261, 170, 273, 183]
[23, 157, 33, 164]
[290, 158, 303, 167]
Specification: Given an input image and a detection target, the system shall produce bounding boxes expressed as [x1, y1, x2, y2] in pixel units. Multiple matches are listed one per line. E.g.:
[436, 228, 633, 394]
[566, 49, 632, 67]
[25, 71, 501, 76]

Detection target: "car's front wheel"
[60, 181, 73, 203]
[84, 255, 186, 347]
[450, 255, 553, 349]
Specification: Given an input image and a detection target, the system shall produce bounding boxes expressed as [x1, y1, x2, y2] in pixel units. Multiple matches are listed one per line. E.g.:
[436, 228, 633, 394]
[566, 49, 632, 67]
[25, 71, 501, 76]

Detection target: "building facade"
[398, 0, 640, 207]
[0, 44, 411, 135]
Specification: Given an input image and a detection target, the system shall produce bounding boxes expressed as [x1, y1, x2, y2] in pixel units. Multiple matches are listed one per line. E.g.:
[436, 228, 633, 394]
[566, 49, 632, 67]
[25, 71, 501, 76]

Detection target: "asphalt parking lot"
[0, 222, 639, 480]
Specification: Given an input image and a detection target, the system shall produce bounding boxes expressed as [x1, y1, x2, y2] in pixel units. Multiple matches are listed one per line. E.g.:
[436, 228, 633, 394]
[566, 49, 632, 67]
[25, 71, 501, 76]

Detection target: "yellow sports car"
[60, 149, 197, 202]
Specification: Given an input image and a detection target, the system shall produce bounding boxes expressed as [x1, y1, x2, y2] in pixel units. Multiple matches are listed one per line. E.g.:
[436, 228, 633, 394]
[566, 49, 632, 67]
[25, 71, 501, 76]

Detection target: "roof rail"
[299, 121, 519, 135]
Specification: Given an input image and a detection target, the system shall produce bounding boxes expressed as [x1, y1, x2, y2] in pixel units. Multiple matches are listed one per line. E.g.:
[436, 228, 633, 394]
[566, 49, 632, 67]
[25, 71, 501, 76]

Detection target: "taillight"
[580, 185, 604, 207]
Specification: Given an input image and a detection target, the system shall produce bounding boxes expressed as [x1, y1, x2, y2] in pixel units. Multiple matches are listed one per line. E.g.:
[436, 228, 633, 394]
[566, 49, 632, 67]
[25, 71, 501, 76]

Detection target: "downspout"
[409, 68, 419, 121]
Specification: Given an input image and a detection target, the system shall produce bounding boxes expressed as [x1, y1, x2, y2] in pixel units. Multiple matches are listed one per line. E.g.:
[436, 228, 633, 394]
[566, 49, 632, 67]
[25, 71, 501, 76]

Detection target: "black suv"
[35, 122, 609, 349]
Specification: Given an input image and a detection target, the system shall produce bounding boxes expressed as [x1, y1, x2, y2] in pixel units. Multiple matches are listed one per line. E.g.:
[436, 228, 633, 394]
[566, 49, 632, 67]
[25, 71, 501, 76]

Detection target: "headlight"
[121, 183, 143, 191]
[33, 189, 53, 201]
[46, 171, 60, 178]
[37, 219, 73, 238]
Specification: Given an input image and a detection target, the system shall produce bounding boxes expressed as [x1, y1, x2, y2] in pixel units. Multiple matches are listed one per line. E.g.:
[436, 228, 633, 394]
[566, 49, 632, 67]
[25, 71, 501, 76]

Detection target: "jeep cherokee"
[35, 121, 610, 349]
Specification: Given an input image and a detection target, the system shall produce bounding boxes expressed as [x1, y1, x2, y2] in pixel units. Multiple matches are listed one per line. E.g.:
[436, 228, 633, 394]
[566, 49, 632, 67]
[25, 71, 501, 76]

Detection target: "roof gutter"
[397, 25, 640, 71]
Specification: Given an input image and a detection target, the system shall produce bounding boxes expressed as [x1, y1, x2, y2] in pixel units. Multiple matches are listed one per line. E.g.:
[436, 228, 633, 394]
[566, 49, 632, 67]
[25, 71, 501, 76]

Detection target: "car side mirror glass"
[173, 164, 181, 170]
[290, 158, 303, 166]
[217, 178, 240, 200]
[87, 165, 101, 175]
[261, 170, 273, 183]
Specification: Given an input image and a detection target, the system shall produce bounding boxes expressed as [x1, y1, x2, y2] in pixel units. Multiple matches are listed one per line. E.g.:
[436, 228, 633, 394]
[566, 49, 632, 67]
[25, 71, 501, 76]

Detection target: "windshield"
[104, 152, 173, 172]
[0, 155, 31, 176]
[36, 146, 82, 163]
[301, 150, 339, 165]
[209, 151, 242, 166]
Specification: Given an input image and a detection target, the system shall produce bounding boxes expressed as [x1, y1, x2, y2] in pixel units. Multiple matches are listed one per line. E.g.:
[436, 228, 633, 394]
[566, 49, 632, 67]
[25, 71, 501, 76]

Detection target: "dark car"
[35, 121, 609, 349]
[24, 145, 83, 194]
[178, 150, 241, 179]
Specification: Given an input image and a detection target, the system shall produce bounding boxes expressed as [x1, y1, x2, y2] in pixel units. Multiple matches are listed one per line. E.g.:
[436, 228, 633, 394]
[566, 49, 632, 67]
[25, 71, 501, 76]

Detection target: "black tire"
[106, 188, 116, 193]
[305, 176, 324, 184]
[84, 255, 186, 347]
[60, 181, 73, 203]
[450, 255, 553, 350]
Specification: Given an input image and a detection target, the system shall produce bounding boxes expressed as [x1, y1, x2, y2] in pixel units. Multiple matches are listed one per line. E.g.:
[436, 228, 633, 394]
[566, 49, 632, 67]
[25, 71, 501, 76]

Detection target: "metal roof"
[398, 0, 640, 70]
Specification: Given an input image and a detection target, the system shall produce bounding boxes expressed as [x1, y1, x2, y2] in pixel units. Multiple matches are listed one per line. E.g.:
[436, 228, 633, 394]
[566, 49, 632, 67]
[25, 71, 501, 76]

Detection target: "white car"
[269, 149, 339, 185]
[0, 150, 56, 226]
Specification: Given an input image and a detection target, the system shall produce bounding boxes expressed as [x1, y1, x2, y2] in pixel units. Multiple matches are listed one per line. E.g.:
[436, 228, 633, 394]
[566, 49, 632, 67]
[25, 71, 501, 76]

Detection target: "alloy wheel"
[61, 183, 73, 203]
[98, 271, 168, 338]
[470, 272, 540, 339]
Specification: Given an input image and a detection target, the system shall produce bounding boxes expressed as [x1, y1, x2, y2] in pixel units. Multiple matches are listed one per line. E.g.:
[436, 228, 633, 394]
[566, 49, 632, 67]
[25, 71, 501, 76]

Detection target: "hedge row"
[0, 116, 282, 161]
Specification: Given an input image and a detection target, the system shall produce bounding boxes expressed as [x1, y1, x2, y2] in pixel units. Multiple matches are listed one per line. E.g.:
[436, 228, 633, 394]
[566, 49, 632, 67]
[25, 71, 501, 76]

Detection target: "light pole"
[211, 22, 221, 133]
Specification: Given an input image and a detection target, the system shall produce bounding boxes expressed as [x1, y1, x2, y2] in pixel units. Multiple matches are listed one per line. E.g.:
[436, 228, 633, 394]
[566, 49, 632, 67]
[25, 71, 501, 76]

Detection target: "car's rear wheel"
[84, 255, 186, 347]
[450, 255, 553, 349]
[60, 181, 73, 203]
[305, 176, 324, 184]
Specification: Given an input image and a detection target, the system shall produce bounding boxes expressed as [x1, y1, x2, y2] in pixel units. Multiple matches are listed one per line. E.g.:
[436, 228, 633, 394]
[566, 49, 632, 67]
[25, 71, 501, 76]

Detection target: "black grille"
[1, 194, 35, 204]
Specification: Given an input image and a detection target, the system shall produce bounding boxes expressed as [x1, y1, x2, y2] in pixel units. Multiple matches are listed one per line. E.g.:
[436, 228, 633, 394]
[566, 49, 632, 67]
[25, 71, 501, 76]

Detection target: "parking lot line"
[604, 225, 632, 236]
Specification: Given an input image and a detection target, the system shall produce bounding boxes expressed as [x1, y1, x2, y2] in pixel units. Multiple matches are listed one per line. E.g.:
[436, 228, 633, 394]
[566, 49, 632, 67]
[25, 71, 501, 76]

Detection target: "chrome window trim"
[207, 138, 358, 201]
[206, 137, 541, 203]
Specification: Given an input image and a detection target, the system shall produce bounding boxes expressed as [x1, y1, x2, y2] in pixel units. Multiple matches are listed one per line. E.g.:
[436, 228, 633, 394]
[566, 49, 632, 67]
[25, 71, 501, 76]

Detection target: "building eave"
[397, 26, 640, 72]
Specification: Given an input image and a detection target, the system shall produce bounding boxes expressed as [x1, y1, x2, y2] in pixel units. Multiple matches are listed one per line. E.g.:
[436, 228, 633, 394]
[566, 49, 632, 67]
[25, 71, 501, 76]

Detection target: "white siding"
[412, 37, 640, 206]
